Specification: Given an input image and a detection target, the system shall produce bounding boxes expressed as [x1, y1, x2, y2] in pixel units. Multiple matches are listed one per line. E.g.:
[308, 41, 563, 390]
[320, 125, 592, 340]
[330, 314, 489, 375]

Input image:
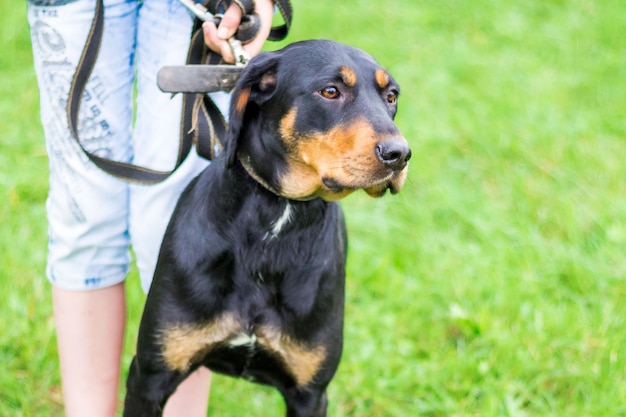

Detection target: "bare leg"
[56, 283, 212, 417]
[53, 283, 126, 417]
[164, 367, 211, 417]
[124, 359, 211, 416]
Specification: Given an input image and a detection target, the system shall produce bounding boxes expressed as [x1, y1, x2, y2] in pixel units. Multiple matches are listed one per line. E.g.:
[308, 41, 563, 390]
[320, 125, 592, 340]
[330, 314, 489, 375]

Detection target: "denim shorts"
[28, 0, 229, 291]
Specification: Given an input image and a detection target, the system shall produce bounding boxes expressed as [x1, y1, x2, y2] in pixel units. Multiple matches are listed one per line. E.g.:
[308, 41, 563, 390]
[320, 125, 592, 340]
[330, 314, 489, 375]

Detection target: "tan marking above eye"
[375, 68, 391, 89]
[339, 66, 357, 87]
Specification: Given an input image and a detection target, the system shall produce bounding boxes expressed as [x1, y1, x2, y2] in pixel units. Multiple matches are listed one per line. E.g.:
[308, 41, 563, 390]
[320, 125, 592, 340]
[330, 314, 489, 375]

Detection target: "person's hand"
[202, 0, 274, 64]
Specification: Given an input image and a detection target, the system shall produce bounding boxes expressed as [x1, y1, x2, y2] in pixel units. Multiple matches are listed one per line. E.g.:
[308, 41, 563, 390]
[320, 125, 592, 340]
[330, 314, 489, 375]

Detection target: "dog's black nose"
[375, 138, 411, 171]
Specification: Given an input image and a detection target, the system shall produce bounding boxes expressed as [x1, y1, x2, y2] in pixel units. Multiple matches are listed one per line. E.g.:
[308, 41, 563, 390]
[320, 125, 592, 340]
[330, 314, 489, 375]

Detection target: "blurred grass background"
[2, 0, 626, 415]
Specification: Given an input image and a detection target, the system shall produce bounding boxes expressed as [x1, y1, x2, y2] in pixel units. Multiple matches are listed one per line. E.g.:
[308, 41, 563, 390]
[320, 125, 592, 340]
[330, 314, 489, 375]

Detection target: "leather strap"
[66, 0, 293, 184]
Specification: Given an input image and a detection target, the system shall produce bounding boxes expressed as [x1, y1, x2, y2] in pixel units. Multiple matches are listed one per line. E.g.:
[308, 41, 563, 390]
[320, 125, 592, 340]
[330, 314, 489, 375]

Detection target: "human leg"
[163, 367, 212, 417]
[28, 0, 138, 415]
[28, 0, 138, 288]
[53, 284, 126, 417]
[130, 0, 209, 289]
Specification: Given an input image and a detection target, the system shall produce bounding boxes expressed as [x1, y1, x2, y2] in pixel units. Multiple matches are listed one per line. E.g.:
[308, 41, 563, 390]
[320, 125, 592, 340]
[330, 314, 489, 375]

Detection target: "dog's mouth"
[321, 177, 347, 193]
[322, 165, 408, 198]
[273, 153, 409, 202]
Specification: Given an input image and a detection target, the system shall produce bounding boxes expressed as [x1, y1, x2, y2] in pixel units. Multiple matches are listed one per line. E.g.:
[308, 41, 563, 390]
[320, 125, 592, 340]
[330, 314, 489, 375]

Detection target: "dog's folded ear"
[224, 51, 283, 168]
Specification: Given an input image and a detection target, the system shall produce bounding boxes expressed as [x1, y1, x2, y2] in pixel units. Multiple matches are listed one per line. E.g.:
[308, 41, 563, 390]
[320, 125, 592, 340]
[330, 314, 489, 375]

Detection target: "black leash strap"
[67, 0, 293, 184]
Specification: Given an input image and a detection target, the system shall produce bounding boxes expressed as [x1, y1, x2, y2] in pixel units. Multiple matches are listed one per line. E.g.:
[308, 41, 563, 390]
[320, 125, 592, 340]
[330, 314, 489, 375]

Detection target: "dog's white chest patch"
[228, 332, 258, 347]
[269, 203, 292, 237]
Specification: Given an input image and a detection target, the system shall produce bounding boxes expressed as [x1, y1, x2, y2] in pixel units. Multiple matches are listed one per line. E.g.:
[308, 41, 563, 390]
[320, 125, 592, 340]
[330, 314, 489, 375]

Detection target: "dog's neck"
[237, 152, 283, 196]
[237, 152, 317, 202]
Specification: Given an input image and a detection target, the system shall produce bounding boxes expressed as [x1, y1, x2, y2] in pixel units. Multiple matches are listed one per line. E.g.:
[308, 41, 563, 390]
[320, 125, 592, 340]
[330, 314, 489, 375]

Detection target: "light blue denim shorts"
[28, 0, 228, 291]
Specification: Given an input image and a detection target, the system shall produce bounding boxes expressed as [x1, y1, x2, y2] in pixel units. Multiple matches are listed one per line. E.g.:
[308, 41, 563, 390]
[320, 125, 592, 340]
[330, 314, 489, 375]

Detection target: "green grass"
[2, 0, 626, 415]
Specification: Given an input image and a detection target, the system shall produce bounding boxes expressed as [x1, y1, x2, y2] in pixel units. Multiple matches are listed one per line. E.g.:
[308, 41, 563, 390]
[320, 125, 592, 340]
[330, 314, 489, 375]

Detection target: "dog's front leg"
[123, 356, 187, 417]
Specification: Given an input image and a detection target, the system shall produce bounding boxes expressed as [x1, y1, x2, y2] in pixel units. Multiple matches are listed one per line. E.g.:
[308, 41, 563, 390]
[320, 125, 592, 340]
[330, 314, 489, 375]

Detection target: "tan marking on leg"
[160, 314, 327, 386]
[256, 326, 327, 386]
[160, 313, 243, 372]
[375, 69, 390, 89]
[339, 66, 357, 87]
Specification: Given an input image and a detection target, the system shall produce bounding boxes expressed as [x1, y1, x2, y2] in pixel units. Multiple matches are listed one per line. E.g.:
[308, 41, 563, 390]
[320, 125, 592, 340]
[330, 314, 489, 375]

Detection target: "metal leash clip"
[177, 0, 250, 66]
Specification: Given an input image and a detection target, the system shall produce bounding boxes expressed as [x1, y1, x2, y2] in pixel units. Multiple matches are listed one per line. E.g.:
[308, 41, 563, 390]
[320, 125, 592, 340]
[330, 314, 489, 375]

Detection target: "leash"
[67, 0, 292, 184]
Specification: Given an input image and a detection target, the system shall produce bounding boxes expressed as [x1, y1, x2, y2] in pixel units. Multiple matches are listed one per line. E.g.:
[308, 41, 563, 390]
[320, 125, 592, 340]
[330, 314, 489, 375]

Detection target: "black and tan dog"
[123, 40, 411, 417]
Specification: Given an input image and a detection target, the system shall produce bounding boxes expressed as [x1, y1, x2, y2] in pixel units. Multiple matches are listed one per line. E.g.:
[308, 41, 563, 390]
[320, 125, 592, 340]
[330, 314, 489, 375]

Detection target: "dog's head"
[224, 40, 411, 201]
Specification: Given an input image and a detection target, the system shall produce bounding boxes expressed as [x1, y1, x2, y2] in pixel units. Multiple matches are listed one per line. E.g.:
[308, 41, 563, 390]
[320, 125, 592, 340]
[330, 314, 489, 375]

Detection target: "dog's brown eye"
[320, 86, 340, 99]
[387, 90, 398, 104]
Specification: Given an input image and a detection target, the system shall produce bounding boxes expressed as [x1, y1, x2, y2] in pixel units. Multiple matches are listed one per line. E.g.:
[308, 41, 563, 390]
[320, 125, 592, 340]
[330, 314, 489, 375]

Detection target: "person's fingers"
[202, 0, 274, 64]
[242, 0, 274, 58]
[202, 20, 234, 63]
[216, 3, 243, 40]
[202, 4, 242, 63]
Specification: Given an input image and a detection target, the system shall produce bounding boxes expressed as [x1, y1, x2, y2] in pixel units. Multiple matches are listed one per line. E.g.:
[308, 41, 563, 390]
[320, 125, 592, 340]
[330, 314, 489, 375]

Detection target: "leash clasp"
[177, 0, 250, 66]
